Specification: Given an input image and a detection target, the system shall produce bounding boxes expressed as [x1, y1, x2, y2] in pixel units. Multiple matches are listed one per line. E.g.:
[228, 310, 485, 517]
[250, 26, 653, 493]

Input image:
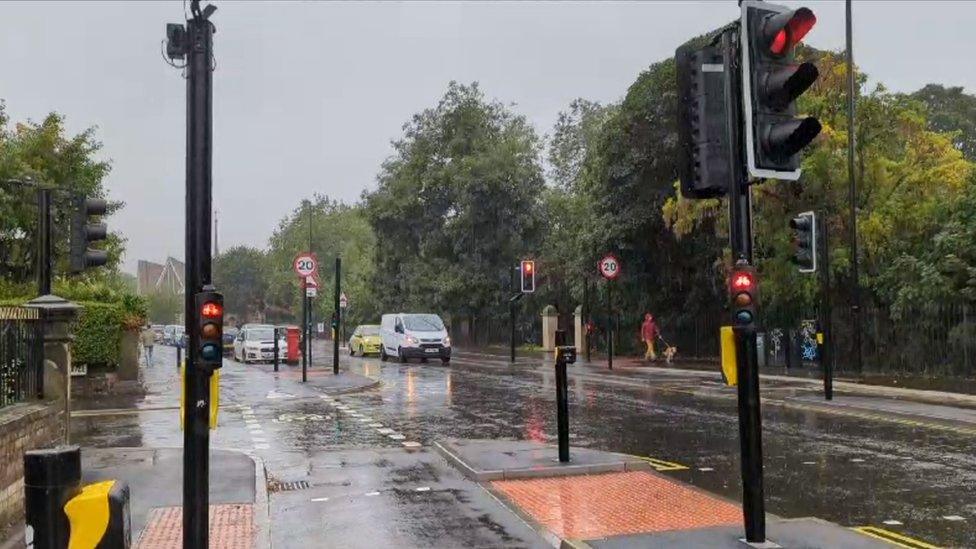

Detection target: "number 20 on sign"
[598, 254, 620, 280]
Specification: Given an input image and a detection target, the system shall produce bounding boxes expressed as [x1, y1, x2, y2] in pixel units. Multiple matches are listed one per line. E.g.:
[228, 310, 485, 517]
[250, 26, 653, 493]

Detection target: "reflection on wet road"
[73, 345, 974, 547]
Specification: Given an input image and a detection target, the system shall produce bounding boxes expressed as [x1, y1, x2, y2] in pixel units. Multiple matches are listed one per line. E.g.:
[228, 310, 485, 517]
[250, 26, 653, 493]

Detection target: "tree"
[910, 84, 976, 161]
[213, 246, 269, 322]
[363, 82, 545, 333]
[0, 103, 124, 283]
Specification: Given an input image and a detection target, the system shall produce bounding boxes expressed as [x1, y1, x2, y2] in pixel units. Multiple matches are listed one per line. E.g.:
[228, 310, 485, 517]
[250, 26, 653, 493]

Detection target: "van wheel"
[441, 357, 450, 364]
[420, 357, 428, 363]
[398, 347, 408, 363]
[349, 346, 356, 357]
[381, 348, 388, 362]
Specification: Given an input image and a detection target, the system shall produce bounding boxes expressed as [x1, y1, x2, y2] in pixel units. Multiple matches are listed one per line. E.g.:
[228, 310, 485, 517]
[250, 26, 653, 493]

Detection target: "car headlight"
[443, 336, 451, 347]
[405, 336, 418, 346]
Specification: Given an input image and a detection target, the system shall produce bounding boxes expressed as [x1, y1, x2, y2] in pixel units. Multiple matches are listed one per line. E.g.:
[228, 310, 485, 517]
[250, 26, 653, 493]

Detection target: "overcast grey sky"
[2, 1, 974, 273]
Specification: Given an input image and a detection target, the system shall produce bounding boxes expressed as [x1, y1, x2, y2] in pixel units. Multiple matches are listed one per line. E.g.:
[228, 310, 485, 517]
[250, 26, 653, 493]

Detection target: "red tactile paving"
[136, 504, 253, 549]
[493, 471, 741, 540]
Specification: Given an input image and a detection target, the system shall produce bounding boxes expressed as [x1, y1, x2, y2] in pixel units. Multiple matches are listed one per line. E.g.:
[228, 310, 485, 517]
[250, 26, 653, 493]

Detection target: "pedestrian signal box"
[520, 260, 536, 293]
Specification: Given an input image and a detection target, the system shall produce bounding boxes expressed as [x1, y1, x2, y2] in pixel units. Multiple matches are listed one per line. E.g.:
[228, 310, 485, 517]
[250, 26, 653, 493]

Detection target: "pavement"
[48, 343, 974, 547]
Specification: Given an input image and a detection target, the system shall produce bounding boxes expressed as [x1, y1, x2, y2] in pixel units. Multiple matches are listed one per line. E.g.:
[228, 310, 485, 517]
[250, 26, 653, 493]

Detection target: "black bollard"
[24, 445, 82, 549]
[176, 344, 182, 371]
[554, 330, 575, 463]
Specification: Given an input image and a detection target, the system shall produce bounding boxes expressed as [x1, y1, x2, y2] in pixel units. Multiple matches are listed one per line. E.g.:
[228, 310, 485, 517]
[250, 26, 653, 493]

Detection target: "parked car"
[162, 325, 184, 346]
[380, 313, 451, 364]
[233, 324, 285, 363]
[348, 325, 381, 356]
[223, 327, 239, 356]
[151, 324, 165, 343]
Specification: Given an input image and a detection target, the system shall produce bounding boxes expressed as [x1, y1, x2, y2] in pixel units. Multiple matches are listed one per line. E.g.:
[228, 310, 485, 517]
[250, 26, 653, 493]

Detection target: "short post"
[554, 330, 575, 463]
[176, 345, 183, 371]
[24, 445, 82, 549]
[273, 327, 280, 372]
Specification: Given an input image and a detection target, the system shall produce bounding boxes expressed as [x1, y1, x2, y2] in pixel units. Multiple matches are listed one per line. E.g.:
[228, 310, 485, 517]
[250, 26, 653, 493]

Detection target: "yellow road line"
[634, 456, 690, 471]
[852, 526, 941, 549]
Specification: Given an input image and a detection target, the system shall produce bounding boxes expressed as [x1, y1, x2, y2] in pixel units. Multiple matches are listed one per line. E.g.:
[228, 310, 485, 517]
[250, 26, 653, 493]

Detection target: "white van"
[380, 313, 451, 364]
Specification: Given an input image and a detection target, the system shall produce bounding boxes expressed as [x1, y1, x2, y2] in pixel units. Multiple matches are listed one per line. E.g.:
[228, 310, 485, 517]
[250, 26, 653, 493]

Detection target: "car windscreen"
[247, 328, 274, 341]
[361, 326, 380, 336]
[403, 315, 444, 331]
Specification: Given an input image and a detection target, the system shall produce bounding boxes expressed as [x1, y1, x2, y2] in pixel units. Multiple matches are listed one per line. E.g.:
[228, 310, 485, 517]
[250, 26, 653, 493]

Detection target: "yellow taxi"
[349, 324, 382, 356]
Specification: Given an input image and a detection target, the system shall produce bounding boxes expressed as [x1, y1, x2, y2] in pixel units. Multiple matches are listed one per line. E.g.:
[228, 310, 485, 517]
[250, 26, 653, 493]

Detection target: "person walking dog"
[640, 313, 658, 362]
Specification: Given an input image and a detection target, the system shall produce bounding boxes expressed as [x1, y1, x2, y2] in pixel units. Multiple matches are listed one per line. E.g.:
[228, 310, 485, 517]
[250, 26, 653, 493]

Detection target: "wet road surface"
[72, 344, 976, 547]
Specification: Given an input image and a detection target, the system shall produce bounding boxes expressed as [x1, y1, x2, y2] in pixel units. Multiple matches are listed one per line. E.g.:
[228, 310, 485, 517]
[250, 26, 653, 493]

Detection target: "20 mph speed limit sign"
[293, 253, 318, 278]
[598, 254, 621, 280]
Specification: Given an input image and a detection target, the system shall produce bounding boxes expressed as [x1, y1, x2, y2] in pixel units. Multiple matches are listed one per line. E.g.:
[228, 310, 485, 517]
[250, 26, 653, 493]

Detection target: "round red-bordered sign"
[598, 254, 621, 280]
[293, 253, 318, 278]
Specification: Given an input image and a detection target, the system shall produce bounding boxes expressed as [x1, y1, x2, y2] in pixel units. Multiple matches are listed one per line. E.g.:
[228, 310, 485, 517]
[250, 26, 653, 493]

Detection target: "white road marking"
[311, 497, 329, 502]
[251, 438, 268, 444]
[388, 434, 406, 440]
[402, 441, 421, 448]
[365, 491, 380, 497]
[943, 515, 966, 521]
[802, 461, 816, 465]
[882, 520, 903, 526]
[698, 467, 714, 472]
[358, 418, 373, 423]
[369, 423, 384, 428]
[850, 458, 866, 463]
[377, 428, 394, 435]
[415, 487, 430, 492]
[254, 444, 270, 450]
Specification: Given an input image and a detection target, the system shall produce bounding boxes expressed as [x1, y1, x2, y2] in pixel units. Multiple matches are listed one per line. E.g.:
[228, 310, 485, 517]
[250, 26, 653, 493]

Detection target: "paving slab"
[581, 518, 890, 548]
[435, 438, 651, 481]
[80, 447, 265, 546]
[789, 394, 976, 425]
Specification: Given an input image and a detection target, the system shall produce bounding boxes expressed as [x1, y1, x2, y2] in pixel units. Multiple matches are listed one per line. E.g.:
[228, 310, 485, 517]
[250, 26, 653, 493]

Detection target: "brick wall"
[0, 403, 62, 529]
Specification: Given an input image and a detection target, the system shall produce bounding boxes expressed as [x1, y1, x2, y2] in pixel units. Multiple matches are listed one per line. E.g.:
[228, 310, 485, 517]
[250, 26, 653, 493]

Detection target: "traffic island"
[272, 369, 379, 394]
[436, 439, 890, 549]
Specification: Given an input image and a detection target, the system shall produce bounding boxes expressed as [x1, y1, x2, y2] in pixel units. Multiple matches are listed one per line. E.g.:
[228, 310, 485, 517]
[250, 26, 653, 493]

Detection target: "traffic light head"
[520, 260, 536, 293]
[729, 261, 759, 332]
[195, 290, 224, 370]
[789, 211, 817, 272]
[741, 1, 822, 180]
[676, 42, 731, 198]
[70, 197, 109, 273]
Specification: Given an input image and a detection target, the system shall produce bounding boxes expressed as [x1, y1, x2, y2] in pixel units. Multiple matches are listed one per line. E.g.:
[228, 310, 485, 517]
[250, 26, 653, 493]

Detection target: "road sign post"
[294, 254, 318, 384]
[598, 254, 620, 370]
[333, 257, 341, 375]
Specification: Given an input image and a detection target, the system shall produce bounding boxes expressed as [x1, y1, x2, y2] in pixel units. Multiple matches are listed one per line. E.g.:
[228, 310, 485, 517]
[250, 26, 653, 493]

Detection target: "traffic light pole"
[510, 267, 517, 363]
[36, 188, 52, 296]
[181, 5, 216, 548]
[819, 215, 834, 400]
[722, 27, 766, 543]
[333, 257, 340, 375]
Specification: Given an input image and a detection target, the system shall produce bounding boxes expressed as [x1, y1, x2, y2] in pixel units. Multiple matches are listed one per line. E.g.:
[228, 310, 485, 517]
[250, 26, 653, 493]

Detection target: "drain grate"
[268, 480, 310, 493]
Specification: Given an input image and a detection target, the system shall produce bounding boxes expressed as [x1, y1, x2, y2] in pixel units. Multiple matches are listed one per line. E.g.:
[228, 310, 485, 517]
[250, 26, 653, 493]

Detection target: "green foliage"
[910, 84, 976, 161]
[73, 302, 126, 367]
[214, 245, 269, 321]
[363, 82, 545, 321]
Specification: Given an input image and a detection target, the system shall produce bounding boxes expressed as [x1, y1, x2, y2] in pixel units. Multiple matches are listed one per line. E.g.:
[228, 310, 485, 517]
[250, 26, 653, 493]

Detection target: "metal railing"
[0, 306, 44, 408]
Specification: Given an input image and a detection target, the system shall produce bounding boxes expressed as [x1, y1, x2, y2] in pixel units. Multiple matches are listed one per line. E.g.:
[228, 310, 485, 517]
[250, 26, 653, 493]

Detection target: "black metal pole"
[182, 6, 216, 548]
[273, 327, 279, 372]
[607, 281, 613, 370]
[555, 355, 570, 463]
[583, 278, 591, 363]
[177, 344, 182, 371]
[510, 266, 516, 363]
[820, 215, 834, 400]
[846, 0, 862, 374]
[308, 298, 313, 366]
[301, 292, 307, 382]
[722, 28, 765, 543]
[334, 257, 341, 374]
[36, 188, 52, 296]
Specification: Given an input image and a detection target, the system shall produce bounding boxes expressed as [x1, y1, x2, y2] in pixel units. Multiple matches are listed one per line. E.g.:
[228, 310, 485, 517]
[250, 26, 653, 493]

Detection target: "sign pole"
[301, 286, 308, 382]
[333, 257, 341, 375]
[607, 280, 613, 371]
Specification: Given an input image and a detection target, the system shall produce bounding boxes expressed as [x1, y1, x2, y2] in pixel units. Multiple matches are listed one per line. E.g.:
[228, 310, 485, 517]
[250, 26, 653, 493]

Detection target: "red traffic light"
[522, 260, 534, 273]
[201, 301, 222, 318]
[765, 7, 816, 55]
[731, 271, 756, 292]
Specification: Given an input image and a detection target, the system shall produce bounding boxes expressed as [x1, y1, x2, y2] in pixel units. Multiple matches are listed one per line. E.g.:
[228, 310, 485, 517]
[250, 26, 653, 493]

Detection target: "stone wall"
[0, 403, 62, 530]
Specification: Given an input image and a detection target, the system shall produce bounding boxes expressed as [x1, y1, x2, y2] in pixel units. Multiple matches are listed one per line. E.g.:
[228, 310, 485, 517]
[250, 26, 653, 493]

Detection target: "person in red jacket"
[641, 313, 658, 362]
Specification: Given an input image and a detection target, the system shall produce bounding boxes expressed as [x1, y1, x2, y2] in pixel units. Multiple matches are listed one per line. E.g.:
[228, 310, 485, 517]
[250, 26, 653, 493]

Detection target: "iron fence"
[1, 306, 44, 408]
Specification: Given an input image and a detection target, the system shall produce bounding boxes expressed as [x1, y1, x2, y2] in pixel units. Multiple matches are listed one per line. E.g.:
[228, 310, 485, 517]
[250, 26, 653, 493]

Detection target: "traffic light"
[676, 41, 730, 198]
[729, 260, 759, 333]
[194, 289, 224, 371]
[70, 197, 108, 273]
[789, 211, 817, 272]
[520, 260, 535, 293]
[741, 1, 822, 180]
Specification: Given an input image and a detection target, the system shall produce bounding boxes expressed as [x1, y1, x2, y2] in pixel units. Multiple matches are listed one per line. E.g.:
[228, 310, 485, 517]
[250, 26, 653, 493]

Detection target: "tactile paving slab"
[136, 503, 253, 548]
[493, 471, 741, 540]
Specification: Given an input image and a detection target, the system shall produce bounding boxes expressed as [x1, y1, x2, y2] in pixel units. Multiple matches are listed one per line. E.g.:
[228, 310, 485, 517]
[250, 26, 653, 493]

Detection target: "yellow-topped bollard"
[720, 326, 738, 387]
[179, 361, 220, 430]
[64, 480, 130, 549]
